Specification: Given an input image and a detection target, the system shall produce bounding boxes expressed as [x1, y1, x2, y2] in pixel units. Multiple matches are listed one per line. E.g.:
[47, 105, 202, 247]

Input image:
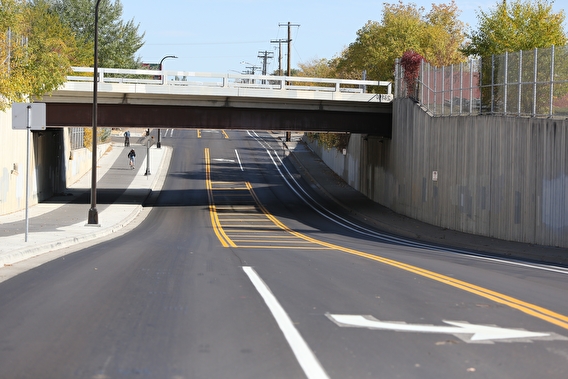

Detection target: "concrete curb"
[1, 205, 143, 267]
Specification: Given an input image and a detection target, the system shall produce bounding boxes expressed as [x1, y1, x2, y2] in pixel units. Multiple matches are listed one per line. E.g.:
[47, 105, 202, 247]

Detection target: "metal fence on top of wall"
[395, 45, 568, 118]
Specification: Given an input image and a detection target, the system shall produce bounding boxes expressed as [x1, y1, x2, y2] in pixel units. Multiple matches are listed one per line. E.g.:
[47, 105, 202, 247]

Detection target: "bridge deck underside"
[46, 103, 392, 135]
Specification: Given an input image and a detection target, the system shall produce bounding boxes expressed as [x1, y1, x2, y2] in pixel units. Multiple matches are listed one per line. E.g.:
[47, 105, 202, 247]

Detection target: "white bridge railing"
[64, 67, 393, 103]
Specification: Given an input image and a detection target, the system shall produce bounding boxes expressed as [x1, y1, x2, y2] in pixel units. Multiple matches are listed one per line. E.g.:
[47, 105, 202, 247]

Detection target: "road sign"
[12, 103, 46, 130]
[327, 313, 567, 344]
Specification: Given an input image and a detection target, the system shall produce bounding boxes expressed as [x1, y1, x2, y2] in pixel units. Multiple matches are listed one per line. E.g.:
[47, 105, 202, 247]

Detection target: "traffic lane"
[207, 131, 568, 376]
[234, 245, 568, 379]
[0, 131, 307, 378]
[0, 211, 307, 379]
[206, 132, 564, 376]
[234, 149, 568, 328]
[251, 156, 568, 298]
[303, 229, 568, 326]
[247, 202, 568, 341]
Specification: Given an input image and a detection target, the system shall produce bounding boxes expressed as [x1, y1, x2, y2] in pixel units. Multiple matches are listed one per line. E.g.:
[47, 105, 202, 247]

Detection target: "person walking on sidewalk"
[124, 130, 130, 146]
[127, 149, 136, 169]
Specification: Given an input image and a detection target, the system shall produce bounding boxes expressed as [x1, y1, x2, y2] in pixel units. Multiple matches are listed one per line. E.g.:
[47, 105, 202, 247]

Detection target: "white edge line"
[242, 266, 330, 379]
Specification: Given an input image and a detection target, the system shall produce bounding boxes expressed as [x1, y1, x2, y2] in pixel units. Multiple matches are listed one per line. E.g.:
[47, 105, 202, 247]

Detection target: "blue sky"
[119, 0, 566, 75]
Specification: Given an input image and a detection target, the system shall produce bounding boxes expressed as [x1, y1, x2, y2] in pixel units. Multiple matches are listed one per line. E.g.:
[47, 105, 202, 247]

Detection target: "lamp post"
[88, 0, 102, 225]
[157, 55, 177, 148]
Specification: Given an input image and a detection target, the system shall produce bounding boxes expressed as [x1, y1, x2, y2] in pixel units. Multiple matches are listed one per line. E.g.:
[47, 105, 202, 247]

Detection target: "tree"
[335, 1, 466, 86]
[296, 58, 336, 78]
[0, 0, 88, 109]
[461, 0, 567, 115]
[422, 1, 467, 66]
[461, 0, 567, 57]
[49, 0, 145, 68]
[400, 50, 425, 98]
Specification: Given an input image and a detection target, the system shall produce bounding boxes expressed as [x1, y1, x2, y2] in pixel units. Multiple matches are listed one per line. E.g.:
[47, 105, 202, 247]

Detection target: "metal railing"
[396, 45, 568, 118]
[66, 67, 394, 103]
[69, 127, 84, 149]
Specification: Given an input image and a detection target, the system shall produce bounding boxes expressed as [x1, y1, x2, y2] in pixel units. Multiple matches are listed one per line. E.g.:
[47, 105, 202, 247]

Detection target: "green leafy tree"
[0, 0, 88, 109]
[422, 1, 467, 66]
[461, 0, 567, 57]
[50, 0, 145, 68]
[462, 0, 567, 115]
[297, 58, 336, 78]
[336, 1, 466, 86]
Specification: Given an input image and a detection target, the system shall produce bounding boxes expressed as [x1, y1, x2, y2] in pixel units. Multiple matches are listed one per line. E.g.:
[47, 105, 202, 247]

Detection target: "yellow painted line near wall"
[222, 130, 229, 139]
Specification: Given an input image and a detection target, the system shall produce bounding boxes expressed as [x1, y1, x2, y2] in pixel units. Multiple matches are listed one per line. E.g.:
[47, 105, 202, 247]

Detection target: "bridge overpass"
[42, 67, 394, 135]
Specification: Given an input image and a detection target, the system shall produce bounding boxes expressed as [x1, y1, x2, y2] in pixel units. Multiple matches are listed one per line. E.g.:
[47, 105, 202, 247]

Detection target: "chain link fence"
[395, 45, 568, 118]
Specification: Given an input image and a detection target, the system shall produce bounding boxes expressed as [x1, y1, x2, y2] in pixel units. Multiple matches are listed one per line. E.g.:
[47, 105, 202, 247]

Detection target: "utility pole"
[257, 50, 273, 76]
[278, 22, 300, 76]
[278, 22, 299, 141]
[270, 39, 286, 76]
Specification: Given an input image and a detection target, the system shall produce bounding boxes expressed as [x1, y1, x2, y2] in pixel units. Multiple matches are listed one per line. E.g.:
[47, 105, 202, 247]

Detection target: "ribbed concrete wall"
[306, 98, 568, 248]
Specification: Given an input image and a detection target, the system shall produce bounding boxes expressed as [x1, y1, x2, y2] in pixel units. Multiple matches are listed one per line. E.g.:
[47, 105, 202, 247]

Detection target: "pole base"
[87, 207, 99, 225]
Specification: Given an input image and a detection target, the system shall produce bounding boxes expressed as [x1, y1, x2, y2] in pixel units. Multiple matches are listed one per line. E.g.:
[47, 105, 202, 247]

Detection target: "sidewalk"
[0, 136, 171, 267]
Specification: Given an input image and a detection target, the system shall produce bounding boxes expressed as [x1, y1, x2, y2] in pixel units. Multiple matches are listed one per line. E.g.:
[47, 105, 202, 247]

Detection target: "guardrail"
[66, 67, 393, 103]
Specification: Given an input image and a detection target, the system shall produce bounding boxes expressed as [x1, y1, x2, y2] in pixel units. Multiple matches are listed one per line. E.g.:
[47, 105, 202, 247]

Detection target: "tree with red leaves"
[400, 50, 424, 99]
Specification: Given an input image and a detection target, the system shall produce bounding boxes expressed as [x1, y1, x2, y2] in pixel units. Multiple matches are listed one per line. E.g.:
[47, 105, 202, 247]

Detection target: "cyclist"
[127, 149, 136, 169]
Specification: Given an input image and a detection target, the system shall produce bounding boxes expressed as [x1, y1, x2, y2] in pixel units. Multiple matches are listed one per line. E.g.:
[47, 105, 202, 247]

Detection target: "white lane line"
[235, 149, 244, 171]
[242, 266, 330, 379]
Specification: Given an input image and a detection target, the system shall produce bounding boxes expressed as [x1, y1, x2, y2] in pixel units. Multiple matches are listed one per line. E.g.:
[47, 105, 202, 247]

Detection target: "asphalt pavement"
[0, 131, 566, 270]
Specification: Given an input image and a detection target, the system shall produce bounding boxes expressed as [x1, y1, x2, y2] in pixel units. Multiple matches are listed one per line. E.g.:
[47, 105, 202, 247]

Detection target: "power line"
[145, 40, 266, 46]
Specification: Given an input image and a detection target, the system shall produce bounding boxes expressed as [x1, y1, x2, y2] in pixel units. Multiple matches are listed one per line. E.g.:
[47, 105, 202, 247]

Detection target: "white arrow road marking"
[328, 314, 566, 344]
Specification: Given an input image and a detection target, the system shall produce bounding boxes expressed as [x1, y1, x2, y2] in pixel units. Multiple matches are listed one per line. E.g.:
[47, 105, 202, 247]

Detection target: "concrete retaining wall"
[65, 135, 111, 189]
[1, 107, 110, 215]
[306, 98, 568, 248]
[0, 108, 35, 215]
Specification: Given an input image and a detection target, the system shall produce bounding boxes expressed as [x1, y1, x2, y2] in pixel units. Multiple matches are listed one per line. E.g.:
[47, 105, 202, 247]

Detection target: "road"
[0, 129, 567, 379]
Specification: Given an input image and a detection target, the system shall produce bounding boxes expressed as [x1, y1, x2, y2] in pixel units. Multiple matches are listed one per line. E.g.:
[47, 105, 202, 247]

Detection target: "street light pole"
[88, 0, 102, 225]
[157, 55, 177, 148]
